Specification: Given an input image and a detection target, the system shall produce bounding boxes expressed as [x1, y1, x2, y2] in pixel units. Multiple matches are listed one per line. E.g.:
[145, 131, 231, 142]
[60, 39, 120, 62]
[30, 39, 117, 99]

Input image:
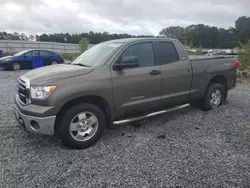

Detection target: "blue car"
[0, 49, 64, 70]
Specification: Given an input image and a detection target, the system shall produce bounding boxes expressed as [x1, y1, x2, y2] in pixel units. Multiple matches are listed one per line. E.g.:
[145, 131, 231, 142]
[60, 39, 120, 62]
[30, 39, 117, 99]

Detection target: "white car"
[207, 50, 213, 56]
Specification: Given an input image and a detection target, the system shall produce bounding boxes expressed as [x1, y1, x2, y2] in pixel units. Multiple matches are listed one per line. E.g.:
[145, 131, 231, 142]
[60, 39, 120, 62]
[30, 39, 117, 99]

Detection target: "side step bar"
[113, 103, 190, 125]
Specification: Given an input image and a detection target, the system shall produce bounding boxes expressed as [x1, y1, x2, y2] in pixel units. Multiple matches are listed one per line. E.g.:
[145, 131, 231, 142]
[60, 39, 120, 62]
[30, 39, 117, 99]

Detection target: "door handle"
[150, 70, 161, 75]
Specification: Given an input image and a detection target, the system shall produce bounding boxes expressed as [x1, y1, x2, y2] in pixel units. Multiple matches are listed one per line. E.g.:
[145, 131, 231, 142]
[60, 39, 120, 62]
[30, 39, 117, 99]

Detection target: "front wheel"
[201, 83, 224, 111]
[12, 62, 21, 71]
[57, 103, 106, 149]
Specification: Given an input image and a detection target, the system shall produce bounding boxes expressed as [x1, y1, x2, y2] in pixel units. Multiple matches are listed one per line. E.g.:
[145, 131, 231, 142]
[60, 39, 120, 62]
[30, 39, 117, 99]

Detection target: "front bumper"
[14, 95, 56, 135]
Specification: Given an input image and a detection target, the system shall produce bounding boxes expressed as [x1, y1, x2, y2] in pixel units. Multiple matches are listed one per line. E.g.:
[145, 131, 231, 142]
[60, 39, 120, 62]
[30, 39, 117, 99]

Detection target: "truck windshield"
[71, 42, 123, 67]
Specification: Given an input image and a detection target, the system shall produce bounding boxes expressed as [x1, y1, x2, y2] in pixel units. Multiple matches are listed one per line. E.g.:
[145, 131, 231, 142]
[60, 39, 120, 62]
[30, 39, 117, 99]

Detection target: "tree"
[238, 40, 250, 71]
[235, 16, 250, 44]
[159, 26, 185, 43]
[29, 35, 34, 41]
[79, 38, 88, 53]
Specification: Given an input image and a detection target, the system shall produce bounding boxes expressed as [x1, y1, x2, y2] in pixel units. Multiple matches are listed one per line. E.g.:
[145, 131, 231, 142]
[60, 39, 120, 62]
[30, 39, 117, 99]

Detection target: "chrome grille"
[18, 77, 30, 104]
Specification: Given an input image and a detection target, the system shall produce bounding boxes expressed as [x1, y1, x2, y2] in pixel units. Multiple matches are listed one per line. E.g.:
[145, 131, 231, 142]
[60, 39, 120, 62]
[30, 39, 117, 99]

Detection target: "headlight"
[5, 58, 12, 61]
[30, 86, 56, 99]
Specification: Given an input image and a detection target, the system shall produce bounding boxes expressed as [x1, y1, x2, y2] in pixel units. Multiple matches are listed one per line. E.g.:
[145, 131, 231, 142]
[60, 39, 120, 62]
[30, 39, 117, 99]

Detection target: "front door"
[111, 42, 162, 118]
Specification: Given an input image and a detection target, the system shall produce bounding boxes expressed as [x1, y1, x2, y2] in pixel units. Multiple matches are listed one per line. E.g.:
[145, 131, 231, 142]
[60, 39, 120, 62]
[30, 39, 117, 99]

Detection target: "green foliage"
[238, 40, 250, 71]
[159, 16, 250, 48]
[79, 38, 88, 53]
[61, 53, 78, 61]
[189, 41, 193, 49]
[198, 44, 203, 52]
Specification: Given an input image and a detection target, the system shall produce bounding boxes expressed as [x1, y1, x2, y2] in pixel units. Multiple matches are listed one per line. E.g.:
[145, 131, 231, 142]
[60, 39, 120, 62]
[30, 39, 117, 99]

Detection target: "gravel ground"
[0, 69, 250, 188]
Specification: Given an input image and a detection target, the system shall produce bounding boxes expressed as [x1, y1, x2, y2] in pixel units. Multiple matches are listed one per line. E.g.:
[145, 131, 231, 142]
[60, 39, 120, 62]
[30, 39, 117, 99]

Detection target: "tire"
[201, 83, 224, 111]
[57, 103, 106, 149]
[12, 62, 21, 71]
[224, 90, 228, 100]
[51, 60, 58, 65]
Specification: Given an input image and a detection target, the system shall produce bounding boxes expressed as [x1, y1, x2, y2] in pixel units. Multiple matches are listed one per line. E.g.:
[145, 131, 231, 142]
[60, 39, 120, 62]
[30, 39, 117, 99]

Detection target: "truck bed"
[189, 55, 236, 61]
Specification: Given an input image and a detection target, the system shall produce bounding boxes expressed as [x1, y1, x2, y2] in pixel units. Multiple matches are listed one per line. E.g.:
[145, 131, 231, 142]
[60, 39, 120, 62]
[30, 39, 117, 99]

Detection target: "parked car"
[0, 49, 64, 70]
[14, 38, 239, 149]
[207, 49, 214, 56]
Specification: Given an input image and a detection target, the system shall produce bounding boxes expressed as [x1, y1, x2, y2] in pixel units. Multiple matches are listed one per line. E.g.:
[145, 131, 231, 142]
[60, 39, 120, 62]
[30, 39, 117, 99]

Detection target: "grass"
[186, 51, 203, 55]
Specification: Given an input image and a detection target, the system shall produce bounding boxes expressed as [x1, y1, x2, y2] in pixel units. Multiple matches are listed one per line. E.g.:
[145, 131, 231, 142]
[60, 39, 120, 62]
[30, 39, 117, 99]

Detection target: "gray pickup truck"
[14, 38, 239, 149]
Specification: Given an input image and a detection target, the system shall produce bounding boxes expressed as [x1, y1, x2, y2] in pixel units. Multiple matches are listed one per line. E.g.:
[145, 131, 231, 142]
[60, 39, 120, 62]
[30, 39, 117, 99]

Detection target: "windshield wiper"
[72, 63, 91, 67]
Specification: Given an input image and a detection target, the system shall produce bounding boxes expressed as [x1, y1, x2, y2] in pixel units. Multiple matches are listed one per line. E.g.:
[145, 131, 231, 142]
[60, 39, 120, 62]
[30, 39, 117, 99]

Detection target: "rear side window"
[39, 51, 51, 56]
[122, 42, 154, 67]
[155, 42, 179, 65]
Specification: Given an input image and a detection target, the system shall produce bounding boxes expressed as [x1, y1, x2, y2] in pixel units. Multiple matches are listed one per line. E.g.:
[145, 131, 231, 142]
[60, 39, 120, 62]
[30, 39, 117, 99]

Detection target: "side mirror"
[114, 56, 139, 70]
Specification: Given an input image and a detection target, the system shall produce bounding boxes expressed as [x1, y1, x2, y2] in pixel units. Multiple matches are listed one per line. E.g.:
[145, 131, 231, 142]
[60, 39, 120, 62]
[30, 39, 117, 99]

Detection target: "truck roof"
[107, 37, 178, 43]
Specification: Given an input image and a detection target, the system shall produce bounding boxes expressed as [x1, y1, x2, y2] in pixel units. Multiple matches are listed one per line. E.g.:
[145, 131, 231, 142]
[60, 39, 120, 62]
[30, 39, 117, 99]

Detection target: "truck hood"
[23, 64, 93, 84]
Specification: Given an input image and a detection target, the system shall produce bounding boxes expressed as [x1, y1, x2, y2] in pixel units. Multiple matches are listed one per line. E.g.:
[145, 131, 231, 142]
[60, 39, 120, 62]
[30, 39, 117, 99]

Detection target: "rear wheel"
[201, 83, 224, 111]
[12, 62, 21, 71]
[57, 103, 105, 149]
[51, 60, 58, 65]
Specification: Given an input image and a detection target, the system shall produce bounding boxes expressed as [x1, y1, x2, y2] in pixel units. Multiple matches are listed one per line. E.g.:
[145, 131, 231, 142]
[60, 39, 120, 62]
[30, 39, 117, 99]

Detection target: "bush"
[79, 38, 88, 53]
[238, 40, 250, 71]
[61, 53, 79, 62]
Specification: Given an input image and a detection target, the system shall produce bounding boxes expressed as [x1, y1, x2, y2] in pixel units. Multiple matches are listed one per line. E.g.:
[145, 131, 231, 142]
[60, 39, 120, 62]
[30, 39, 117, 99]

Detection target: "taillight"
[233, 60, 240, 69]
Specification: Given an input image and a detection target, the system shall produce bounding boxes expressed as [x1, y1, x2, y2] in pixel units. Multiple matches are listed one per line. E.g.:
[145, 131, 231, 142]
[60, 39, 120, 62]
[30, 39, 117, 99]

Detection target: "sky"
[0, 0, 248, 36]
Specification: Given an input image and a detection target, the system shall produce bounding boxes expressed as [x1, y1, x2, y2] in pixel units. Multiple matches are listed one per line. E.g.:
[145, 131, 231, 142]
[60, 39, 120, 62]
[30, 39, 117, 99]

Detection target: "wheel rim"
[13, 63, 20, 70]
[52, 61, 58, 65]
[69, 111, 99, 142]
[210, 89, 222, 108]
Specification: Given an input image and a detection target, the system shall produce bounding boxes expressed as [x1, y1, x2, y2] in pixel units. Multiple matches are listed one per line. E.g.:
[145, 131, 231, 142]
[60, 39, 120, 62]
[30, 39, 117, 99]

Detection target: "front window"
[121, 42, 155, 67]
[24, 50, 39, 57]
[71, 42, 123, 67]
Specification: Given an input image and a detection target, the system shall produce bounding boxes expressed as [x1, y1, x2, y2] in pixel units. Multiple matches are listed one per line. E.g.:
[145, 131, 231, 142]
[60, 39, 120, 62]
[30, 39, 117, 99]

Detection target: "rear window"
[40, 51, 52, 56]
[155, 42, 179, 65]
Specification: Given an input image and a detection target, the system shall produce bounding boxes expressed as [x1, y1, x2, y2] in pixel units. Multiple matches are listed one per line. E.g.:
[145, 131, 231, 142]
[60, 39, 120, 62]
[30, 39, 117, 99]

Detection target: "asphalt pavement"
[0, 69, 250, 188]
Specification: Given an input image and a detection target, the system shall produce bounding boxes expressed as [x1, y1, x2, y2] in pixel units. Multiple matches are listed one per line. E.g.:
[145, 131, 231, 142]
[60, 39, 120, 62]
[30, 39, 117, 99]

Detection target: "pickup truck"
[14, 38, 240, 149]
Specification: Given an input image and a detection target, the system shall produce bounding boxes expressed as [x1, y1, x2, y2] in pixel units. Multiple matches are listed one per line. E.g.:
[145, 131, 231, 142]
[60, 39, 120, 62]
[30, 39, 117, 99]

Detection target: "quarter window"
[156, 42, 179, 65]
[39, 51, 51, 56]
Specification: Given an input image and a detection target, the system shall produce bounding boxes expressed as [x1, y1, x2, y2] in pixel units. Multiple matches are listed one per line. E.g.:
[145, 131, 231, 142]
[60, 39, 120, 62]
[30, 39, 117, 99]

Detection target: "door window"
[25, 50, 39, 57]
[121, 42, 155, 67]
[39, 50, 51, 56]
[155, 42, 179, 65]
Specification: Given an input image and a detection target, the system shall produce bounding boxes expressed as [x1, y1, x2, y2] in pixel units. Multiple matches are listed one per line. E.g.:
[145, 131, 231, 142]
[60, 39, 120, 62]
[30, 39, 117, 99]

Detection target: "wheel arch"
[206, 75, 228, 98]
[55, 95, 112, 131]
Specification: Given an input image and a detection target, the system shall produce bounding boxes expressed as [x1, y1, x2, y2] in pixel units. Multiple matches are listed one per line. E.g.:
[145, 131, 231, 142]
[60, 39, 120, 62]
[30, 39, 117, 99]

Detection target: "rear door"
[154, 41, 192, 106]
[39, 50, 52, 66]
[111, 42, 162, 117]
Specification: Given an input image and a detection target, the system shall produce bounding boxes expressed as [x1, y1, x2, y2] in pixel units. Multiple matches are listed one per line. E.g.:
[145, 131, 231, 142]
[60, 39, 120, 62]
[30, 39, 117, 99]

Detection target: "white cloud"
[0, 0, 248, 35]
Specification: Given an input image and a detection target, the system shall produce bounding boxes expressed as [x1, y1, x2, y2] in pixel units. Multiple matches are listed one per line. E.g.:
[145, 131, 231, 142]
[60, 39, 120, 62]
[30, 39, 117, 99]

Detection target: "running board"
[113, 103, 190, 125]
